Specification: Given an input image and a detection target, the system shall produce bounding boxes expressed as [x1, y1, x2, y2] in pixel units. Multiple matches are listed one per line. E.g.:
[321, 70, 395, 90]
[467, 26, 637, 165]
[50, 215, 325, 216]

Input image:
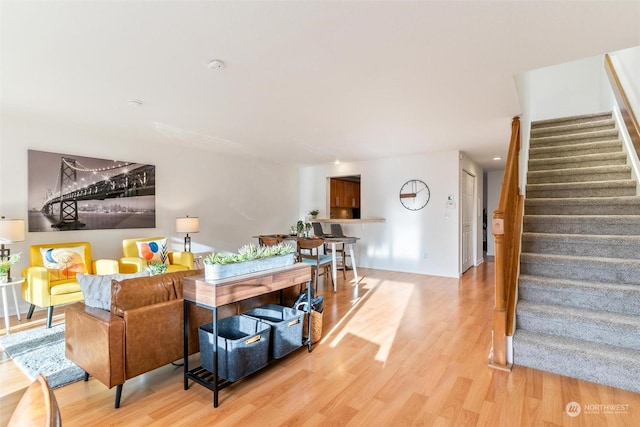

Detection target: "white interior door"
[461, 170, 475, 273]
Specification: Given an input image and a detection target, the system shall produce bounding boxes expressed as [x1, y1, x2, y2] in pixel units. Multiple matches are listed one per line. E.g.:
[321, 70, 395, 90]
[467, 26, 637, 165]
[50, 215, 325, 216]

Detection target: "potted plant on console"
[308, 209, 319, 219]
[203, 242, 296, 280]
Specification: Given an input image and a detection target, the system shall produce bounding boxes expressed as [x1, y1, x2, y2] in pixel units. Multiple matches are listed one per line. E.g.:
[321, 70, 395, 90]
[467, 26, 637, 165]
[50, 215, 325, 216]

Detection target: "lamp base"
[184, 235, 191, 252]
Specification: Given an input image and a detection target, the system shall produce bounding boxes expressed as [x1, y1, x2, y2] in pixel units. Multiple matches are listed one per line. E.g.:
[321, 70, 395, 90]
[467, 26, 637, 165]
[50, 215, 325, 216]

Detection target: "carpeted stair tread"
[523, 214, 640, 235]
[513, 329, 640, 393]
[525, 196, 640, 216]
[518, 274, 640, 315]
[527, 165, 632, 184]
[531, 112, 612, 128]
[521, 232, 640, 259]
[529, 140, 622, 159]
[530, 118, 615, 138]
[526, 179, 636, 198]
[516, 300, 640, 351]
[520, 253, 640, 285]
[527, 151, 627, 171]
[529, 130, 619, 149]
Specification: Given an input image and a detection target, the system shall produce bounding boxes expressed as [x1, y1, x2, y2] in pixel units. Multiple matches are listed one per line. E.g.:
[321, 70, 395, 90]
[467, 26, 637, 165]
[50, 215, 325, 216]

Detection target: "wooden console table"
[182, 263, 312, 407]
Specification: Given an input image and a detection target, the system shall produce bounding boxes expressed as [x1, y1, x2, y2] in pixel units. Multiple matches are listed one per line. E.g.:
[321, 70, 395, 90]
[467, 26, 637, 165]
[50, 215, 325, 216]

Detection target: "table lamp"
[176, 216, 199, 252]
[0, 217, 26, 280]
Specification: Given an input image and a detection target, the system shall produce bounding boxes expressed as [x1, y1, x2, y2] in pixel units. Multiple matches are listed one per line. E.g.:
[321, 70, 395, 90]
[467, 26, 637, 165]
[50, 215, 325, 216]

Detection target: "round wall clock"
[399, 179, 430, 211]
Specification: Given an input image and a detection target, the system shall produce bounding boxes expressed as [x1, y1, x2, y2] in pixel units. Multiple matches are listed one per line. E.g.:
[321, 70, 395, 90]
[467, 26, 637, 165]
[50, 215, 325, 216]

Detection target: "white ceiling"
[2, 1, 640, 169]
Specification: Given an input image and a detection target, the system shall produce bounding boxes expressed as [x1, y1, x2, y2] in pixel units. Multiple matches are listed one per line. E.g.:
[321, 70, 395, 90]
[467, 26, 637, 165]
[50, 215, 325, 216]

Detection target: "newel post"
[489, 210, 509, 370]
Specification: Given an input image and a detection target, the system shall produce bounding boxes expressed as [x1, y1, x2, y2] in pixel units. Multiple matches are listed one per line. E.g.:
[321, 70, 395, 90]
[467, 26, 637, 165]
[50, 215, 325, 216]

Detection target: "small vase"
[0, 273, 8, 283]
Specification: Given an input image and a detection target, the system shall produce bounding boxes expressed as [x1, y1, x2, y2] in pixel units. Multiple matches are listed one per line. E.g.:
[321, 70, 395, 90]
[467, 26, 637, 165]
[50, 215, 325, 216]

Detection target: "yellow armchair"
[119, 236, 194, 274]
[22, 242, 119, 328]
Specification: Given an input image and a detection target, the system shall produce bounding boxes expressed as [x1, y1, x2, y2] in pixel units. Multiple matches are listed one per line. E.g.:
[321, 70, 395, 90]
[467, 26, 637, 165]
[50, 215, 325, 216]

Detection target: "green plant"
[145, 261, 167, 276]
[203, 242, 295, 265]
[0, 252, 20, 274]
[296, 220, 304, 234]
[309, 209, 319, 216]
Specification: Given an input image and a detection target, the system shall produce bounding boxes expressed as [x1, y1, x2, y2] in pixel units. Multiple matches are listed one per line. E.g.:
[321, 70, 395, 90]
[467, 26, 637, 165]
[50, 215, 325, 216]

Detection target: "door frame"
[461, 169, 476, 274]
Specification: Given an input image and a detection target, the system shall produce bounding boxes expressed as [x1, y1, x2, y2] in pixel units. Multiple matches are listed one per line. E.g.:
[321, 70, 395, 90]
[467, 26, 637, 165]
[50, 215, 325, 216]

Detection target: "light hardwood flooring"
[1, 263, 639, 426]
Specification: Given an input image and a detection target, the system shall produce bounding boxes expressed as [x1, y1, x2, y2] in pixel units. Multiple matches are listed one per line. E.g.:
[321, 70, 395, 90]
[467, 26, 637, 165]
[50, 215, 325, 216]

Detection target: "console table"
[182, 263, 312, 407]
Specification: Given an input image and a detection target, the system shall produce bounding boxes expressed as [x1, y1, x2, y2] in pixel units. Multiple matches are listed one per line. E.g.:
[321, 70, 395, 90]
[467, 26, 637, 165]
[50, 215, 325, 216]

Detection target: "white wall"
[611, 46, 640, 116]
[0, 113, 299, 316]
[609, 46, 640, 188]
[528, 55, 611, 121]
[515, 72, 531, 193]
[299, 150, 479, 278]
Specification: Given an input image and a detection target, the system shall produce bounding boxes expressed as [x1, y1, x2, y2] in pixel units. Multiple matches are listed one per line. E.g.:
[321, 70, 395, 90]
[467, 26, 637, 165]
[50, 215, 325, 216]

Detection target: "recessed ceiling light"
[208, 59, 225, 70]
[127, 99, 143, 107]
[333, 160, 341, 165]
[493, 156, 503, 161]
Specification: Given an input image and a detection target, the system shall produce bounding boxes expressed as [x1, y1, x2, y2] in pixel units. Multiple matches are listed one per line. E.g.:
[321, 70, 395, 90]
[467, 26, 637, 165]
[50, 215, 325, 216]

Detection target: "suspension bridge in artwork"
[39, 156, 155, 230]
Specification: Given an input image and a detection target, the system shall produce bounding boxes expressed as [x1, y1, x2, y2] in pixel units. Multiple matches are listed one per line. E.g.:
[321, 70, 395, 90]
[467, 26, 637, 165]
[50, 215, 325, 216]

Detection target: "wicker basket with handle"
[297, 302, 323, 344]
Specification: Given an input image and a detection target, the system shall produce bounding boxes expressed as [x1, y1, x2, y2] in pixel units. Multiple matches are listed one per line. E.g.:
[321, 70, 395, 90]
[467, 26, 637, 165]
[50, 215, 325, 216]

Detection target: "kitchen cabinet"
[330, 178, 360, 208]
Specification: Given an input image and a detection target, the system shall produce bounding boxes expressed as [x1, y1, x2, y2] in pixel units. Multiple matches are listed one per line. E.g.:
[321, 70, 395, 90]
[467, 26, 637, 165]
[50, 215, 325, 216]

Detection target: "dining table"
[255, 234, 360, 291]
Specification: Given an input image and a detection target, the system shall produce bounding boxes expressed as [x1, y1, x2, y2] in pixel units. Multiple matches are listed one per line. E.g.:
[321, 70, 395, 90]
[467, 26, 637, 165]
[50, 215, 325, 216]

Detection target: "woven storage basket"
[302, 310, 323, 344]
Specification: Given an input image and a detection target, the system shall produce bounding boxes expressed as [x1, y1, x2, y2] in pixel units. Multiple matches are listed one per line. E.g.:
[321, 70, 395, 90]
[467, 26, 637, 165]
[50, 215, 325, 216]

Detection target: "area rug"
[0, 324, 84, 389]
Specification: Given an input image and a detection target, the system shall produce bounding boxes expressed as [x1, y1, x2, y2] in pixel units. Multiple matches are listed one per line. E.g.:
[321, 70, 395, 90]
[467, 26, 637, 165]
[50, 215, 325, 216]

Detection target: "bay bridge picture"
[28, 150, 156, 232]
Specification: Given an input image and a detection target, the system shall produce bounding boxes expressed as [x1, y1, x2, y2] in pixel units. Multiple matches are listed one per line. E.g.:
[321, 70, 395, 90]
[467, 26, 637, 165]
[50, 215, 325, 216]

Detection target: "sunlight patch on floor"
[326, 277, 414, 363]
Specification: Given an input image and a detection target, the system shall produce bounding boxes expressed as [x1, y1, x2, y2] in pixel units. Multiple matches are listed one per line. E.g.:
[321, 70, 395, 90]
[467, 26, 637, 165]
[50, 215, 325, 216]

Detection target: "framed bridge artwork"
[28, 150, 156, 232]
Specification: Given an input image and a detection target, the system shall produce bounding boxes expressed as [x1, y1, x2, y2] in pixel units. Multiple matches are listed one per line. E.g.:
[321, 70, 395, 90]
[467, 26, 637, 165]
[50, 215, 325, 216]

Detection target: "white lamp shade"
[176, 217, 199, 233]
[0, 219, 25, 243]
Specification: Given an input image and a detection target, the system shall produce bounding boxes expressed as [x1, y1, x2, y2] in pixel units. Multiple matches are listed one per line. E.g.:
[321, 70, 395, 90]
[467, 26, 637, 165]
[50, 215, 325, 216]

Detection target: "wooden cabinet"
[353, 182, 360, 208]
[330, 178, 360, 208]
[330, 179, 340, 207]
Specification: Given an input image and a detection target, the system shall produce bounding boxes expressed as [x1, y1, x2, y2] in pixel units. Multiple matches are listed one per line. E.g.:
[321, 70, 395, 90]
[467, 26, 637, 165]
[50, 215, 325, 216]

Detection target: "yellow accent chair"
[119, 236, 194, 274]
[22, 241, 119, 328]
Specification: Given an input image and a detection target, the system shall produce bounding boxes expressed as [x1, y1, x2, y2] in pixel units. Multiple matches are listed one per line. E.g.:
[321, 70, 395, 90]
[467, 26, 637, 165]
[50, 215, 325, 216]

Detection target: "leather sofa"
[64, 269, 215, 408]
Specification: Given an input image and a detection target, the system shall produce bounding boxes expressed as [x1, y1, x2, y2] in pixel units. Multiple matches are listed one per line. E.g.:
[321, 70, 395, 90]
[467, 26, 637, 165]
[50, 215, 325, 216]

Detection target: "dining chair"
[8, 374, 61, 427]
[297, 238, 333, 292]
[259, 235, 282, 246]
[328, 224, 347, 279]
[311, 222, 325, 237]
[311, 222, 341, 267]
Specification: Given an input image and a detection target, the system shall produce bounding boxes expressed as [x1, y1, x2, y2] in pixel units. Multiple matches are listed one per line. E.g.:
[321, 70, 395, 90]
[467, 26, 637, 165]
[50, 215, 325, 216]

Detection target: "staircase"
[513, 112, 640, 393]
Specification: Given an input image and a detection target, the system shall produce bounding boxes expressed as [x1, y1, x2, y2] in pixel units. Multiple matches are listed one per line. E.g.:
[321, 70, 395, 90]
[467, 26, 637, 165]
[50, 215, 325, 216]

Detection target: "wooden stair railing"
[489, 116, 523, 371]
[605, 53, 640, 155]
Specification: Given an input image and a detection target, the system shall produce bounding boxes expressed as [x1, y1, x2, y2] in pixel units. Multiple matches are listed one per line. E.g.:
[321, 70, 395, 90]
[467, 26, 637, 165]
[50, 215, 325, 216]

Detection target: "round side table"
[1, 277, 24, 334]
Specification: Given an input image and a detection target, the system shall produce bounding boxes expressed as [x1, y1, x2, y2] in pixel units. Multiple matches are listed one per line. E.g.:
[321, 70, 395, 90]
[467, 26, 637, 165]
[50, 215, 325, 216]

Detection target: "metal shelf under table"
[183, 263, 313, 407]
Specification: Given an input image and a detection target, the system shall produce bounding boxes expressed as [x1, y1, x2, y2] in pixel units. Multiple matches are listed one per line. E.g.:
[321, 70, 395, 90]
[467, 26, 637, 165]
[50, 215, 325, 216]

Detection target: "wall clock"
[399, 179, 430, 211]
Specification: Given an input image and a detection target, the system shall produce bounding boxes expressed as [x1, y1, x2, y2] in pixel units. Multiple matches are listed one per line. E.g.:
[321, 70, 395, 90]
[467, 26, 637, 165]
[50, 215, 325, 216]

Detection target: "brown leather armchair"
[65, 270, 213, 408]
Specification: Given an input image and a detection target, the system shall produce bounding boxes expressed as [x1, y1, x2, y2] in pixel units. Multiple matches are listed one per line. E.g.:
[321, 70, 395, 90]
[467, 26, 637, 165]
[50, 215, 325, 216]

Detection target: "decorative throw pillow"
[77, 270, 150, 311]
[40, 246, 87, 281]
[136, 238, 168, 264]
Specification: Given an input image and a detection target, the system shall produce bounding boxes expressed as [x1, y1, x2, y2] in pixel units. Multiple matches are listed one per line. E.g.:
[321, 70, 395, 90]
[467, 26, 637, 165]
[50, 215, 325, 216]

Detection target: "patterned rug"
[0, 324, 84, 389]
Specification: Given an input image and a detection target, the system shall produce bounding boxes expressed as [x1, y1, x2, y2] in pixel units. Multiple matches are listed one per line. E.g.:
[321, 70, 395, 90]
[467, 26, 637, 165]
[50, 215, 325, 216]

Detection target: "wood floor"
[2, 263, 639, 426]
